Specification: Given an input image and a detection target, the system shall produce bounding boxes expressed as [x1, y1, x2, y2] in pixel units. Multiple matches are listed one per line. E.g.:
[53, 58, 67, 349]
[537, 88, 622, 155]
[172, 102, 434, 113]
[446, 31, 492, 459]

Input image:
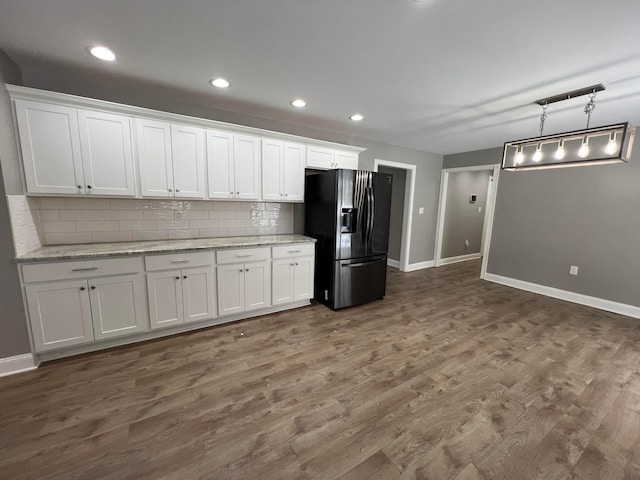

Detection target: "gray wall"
[442, 170, 490, 258]
[0, 50, 31, 357]
[444, 142, 640, 307]
[378, 166, 405, 262]
[19, 68, 444, 265]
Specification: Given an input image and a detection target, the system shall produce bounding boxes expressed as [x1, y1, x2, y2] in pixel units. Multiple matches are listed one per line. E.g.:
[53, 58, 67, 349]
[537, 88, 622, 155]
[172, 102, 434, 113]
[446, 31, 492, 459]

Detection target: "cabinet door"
[182, 266, 216, 323]
[334, 150, 359, 170]
[244, 260, 271, 311]
[78, 109, 136, 197]
[217, 264, 244, 316]
[206, 129, 235, 199]
[283, 142, 306, 201]
[293, 256, 315, 301]
[272, 258, 293, 305]
[136, 119, 174, 197]
[147, 270, 184, 329]
[15, 99, 85, 195]
[306, 145, 333, 170]
[234, 134, 261, 200]
[171, 124, 206, 199]
[261, 138, 283, 201]
[25, 280, 94, 352]
[88, 274, 148, 340]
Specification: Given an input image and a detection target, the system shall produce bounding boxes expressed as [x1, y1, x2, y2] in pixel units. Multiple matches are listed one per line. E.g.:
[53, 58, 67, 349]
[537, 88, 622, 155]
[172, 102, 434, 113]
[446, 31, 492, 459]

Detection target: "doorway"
[434, 164, 500, 278]
[373, 159, 416, 273]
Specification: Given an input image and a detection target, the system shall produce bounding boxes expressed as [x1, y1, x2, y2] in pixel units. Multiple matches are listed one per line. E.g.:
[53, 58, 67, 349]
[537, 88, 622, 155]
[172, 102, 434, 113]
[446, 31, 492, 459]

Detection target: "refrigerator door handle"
[366, 187, 375, 245]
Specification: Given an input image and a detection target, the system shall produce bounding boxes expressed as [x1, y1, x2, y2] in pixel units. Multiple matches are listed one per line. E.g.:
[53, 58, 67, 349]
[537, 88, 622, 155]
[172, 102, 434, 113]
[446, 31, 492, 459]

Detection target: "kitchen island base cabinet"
[217, 261, 271, 316]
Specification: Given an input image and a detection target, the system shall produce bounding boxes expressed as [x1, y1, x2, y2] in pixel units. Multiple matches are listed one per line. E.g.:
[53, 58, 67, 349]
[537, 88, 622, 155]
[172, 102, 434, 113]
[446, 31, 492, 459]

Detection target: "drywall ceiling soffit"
[1, 0, 640, 155]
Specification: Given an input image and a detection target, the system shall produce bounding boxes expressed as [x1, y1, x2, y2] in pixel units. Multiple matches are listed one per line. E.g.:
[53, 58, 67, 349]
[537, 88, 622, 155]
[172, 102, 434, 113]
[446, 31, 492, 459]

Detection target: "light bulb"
[89, 46, 117, 61]
[291, 99, 307, 108]
[554, 143, 565, 160]
[210, 78, 230, 88]
[578, 142, 590, 158]
[532, 146, 542, 162]
[605, 133, 618, 155]
[515, 149, 524, 164]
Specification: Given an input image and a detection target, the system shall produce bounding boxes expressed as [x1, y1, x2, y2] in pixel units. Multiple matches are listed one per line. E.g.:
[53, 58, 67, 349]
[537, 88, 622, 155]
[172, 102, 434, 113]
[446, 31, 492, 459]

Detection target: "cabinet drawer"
[217, 247, 270, 265]
[145, 251, 213, 271]
[22, 257, 143, 284]
[272, 243, 315, 259]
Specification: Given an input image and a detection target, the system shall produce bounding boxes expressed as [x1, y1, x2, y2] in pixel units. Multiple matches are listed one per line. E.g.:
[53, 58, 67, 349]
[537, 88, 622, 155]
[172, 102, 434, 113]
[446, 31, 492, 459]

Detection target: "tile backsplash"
[7, 196, 294, 254]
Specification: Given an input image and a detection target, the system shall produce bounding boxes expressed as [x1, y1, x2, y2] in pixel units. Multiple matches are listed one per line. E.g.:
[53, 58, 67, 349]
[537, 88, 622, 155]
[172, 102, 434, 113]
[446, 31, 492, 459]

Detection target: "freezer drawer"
[330, 255, 387, 310]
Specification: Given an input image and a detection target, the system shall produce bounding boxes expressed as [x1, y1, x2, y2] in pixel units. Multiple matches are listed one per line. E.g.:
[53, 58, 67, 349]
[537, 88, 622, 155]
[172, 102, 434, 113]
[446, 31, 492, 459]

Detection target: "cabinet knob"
[239, 269, 243, 272]
[90, 286, 96, 290]
[245, 268, 250, 272]
[175, 276, 180, 280]
[87, 185, 92, 189]
[168, 188, 173, 192]
[183, 275, 187, 279]
[176, 189, 180, 193]
[230, 191, 234, 195]
[80, 287, 86, 291]
[295, 262, 299, 266]
[285, 193, 288, 197]
[77, 185, 82, 189]
[236, 191, 240, 195]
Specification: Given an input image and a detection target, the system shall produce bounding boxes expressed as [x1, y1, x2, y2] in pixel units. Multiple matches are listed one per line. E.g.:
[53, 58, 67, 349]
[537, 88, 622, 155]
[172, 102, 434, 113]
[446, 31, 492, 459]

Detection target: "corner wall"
[0, 50, 31, 358]
[444, 140, 640, 308]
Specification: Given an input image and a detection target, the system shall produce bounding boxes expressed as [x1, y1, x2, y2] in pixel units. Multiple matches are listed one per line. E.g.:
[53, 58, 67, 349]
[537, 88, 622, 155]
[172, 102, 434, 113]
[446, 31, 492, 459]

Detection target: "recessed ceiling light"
[89, 46, 117, 62]
[210, 78, 230, 88]
[350, 113, 364, 121]
[291, 99, 306, 108]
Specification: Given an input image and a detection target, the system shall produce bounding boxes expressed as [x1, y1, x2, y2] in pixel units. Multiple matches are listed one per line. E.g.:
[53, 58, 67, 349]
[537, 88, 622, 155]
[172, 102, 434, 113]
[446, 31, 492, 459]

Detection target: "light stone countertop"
[15, 234, 316, 263]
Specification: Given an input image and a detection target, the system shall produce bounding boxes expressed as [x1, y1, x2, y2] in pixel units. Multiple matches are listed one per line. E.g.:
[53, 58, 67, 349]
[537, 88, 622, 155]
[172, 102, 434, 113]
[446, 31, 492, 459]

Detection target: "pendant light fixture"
[502, 84, 635, 171]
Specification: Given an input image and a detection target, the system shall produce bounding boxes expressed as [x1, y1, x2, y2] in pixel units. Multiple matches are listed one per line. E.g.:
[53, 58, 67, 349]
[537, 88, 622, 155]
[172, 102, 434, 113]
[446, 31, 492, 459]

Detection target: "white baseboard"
[0, 353, 38, 377]
[387, 258, 400, 269]
[405, 260, 435, 272]
[438, 253, 481, 266]
[484, 273, 640, 320]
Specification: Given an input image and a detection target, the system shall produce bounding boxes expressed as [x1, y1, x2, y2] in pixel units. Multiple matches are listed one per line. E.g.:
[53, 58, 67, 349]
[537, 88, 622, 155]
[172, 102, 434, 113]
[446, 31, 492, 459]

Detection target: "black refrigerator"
[305, 169, 393, 310]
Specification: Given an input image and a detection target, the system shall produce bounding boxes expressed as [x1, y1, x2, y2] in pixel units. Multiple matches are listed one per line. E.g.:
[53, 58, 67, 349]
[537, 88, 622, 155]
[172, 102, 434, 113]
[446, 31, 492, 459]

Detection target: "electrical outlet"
[569, 265, 579, 275]
[478, 206, 482, 213]
[418, 207, 424, 215]
[464, 239, 470, 248]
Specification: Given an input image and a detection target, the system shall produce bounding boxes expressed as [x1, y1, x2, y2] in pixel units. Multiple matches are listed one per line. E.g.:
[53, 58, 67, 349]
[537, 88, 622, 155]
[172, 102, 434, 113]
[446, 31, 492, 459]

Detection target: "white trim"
[484, 273, 640, 320]
[438, 253, 482, 266]
[0, 353, 38, 377]
[433, 163, 500, 273]
[373, 159, 416, 273]
[387, 258, 400, 269]
[406, 260, 434, 272]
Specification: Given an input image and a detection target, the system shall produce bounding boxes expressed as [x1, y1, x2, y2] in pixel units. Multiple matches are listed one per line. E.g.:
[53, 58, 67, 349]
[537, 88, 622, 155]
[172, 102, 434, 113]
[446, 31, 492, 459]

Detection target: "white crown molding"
[0, 353, 39, 377]
[6, 84, 366, 153]
[484, 273, 640, 319]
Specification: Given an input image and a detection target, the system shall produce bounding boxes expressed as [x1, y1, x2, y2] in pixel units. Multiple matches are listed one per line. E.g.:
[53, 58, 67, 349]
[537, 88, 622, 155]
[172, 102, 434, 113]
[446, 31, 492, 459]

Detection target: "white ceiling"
[1, 0, 640, 155]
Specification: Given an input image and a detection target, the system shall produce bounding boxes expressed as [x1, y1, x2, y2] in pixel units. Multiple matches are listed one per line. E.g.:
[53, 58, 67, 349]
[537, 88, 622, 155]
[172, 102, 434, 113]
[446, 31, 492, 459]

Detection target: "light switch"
[418, 207, 424, 214]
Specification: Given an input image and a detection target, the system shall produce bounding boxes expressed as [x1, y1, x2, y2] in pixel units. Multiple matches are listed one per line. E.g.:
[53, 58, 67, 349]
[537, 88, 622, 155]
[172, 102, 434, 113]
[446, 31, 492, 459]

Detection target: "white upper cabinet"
[334, 149, 359, 170]
[233, 134, 261, 200]
[307, 145, 359, 170]
[136, 119, 173, 197]
[77, 109, 136, 196]
[207, 130, 261, 200]
[170, 124, 206, 198]
[206, 129, 234, 199]
[262, 140, 305, 202]
[306, 145, 334, 170]
[137, 119, 206, 199]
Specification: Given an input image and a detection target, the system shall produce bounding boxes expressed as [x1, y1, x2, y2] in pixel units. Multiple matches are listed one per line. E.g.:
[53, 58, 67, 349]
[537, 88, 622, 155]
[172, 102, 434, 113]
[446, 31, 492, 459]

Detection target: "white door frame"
[373, 159, 416, 273]
[433, 164, 500, 279]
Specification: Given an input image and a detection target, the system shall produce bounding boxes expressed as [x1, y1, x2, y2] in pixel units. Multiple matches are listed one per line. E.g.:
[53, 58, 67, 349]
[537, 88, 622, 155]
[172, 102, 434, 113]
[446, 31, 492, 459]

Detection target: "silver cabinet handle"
[169, 260, 190, 264]
[71, 267, 98, 272]
[235, 254, 252, 258]
[288, 250, 301, 253]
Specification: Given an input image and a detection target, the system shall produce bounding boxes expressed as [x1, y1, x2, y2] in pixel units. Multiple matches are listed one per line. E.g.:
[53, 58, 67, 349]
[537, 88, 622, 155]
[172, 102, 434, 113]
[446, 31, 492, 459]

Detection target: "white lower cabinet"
[147, 266, 216, 330]
[217, 260, 271, 316]
[272, 246, 315, 305]
[25, 273, 148, 352]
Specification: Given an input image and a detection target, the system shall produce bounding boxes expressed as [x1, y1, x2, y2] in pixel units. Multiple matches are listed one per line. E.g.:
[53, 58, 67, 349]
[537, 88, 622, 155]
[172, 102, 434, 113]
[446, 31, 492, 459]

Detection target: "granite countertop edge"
[15, 234, 317, 263]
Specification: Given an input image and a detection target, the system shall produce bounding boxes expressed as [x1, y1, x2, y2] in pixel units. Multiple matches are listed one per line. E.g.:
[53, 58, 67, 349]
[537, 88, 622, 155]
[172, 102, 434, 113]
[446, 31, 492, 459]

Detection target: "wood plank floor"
[2, 260, 640, 479]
